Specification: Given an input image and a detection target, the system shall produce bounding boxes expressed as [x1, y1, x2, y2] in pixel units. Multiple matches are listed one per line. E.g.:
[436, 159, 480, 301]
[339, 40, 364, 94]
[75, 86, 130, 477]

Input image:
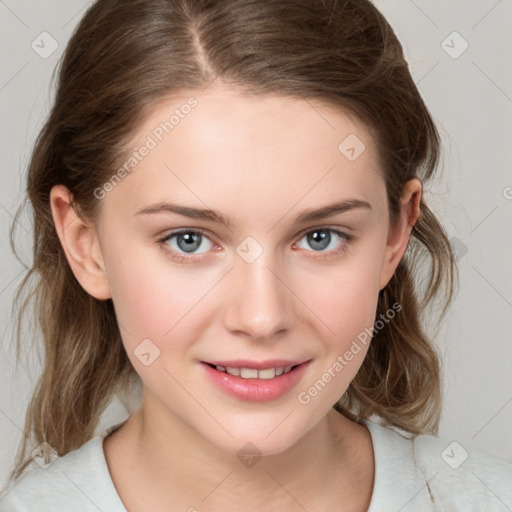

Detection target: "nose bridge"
[223, 247, 295, 340]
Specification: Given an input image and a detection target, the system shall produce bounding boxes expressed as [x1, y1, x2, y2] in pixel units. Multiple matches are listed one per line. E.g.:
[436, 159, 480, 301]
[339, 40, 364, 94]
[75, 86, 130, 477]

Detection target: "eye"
[294, 227, 352, 256]
[158, 228, 214, 263]
[157, 226, 353, 264]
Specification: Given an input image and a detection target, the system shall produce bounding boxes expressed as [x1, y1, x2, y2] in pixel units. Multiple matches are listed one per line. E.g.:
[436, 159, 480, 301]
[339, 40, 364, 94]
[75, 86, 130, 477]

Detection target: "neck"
[105, 388, 374, 511]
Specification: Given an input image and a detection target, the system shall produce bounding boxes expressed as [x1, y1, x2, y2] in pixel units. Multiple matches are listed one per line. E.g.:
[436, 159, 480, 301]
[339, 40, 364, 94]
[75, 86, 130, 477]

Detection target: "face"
[65, 87, 413, 456]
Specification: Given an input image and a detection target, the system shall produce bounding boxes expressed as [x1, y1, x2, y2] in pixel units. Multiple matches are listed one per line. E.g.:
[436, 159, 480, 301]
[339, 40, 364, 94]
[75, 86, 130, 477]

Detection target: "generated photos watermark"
[93, 97, 198, 200]
[297, 301, 402, 405]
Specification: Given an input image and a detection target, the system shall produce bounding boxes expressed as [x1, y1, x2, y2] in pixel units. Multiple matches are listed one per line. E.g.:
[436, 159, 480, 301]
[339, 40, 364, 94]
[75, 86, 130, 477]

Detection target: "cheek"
[296, 249, 383, 337]
[105, 248, 210, 389]
[103, 238, 203, 345]
[312, 279, 378, 372]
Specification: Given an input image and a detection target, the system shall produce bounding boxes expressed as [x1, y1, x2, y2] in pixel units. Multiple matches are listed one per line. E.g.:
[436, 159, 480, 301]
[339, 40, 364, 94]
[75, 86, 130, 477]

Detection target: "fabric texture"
[1, 417, 511, 511]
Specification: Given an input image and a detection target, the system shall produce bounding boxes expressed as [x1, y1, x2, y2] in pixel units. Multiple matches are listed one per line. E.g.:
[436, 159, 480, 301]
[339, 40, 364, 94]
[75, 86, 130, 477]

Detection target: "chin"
[197, 416, 307, 459]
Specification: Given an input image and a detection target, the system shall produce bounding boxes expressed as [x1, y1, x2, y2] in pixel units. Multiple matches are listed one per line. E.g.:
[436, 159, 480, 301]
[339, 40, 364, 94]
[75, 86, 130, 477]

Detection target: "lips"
[200, 359, 311, 401]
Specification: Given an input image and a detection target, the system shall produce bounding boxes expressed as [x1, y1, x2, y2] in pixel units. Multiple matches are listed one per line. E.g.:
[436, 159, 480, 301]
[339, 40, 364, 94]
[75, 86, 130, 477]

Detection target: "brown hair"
[7, 0, 456, 486]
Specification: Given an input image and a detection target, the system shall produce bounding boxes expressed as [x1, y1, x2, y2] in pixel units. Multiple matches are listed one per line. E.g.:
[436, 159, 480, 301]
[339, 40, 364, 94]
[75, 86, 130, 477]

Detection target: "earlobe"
[49, 184, 111, 300]
[378, 178, 422, 291]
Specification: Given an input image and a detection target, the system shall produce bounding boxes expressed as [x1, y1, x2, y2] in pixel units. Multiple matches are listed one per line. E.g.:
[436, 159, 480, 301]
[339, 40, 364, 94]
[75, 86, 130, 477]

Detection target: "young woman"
[2, 0, 511, 510]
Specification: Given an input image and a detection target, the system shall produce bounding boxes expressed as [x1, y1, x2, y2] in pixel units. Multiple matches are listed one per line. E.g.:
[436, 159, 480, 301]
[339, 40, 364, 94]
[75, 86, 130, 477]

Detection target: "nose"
[222, 255, 296, 343]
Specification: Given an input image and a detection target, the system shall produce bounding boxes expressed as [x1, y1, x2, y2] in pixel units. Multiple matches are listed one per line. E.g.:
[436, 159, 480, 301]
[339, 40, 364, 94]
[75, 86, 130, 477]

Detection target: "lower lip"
[201, 361, 310, 402]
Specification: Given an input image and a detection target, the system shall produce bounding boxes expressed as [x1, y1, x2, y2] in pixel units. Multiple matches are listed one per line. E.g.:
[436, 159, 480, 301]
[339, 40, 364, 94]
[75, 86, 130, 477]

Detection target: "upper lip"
[202, 359, 310, 370]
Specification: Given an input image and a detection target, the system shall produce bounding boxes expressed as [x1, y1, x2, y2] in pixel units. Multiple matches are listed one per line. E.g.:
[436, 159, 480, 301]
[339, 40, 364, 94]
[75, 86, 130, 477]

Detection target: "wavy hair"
[6, 0, 457, 486]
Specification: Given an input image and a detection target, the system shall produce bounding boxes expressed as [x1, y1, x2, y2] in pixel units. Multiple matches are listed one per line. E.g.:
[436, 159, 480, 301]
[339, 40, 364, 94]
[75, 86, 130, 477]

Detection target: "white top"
[1, 417, 511, 511]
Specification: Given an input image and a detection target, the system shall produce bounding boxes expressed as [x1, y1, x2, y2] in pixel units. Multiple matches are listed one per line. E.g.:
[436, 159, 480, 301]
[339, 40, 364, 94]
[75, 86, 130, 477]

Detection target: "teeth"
[213, 364, 295, 379]
[258, 368, 276, 380]
[240, 368, 259, 379]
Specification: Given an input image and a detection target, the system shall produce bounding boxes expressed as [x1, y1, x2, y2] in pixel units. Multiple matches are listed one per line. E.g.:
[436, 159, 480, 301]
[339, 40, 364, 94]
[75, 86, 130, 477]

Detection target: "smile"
[200, 360, 311, 401]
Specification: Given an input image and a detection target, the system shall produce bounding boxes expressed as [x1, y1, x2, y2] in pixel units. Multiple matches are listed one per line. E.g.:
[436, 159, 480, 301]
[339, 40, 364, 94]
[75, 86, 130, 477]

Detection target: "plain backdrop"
[1, 0, 511, 490]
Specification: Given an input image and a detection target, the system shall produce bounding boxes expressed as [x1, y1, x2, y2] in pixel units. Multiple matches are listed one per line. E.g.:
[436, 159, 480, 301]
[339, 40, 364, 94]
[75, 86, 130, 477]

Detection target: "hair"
[6, 0, 457, 487]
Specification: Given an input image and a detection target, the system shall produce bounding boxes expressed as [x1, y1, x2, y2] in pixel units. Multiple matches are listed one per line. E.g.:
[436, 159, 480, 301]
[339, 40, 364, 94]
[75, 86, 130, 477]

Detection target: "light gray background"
[1, 0, 511, 490]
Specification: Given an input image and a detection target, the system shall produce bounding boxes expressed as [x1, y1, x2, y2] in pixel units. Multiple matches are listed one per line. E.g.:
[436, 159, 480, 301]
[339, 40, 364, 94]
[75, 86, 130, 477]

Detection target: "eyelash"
[157, 226, 354, 264]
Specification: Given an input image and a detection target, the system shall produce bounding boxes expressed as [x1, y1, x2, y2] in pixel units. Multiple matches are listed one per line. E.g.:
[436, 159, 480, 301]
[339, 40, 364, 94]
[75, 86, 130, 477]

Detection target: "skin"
[50, 85, 421, 511]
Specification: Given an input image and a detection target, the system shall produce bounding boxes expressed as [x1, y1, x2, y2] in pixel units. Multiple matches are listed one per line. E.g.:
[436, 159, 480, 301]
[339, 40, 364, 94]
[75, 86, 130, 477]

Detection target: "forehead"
[133, 86, 378, 159]
[101, 87, 386, 224]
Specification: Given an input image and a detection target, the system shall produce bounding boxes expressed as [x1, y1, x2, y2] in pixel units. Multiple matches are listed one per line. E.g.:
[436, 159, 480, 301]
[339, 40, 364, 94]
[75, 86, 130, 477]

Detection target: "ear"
[49, 184, 111, 300]
[378, 178, 422, 291]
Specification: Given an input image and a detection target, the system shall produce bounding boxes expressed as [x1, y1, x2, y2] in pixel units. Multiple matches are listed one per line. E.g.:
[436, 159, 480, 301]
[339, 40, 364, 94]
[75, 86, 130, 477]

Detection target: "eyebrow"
[135, 199, 372, 228]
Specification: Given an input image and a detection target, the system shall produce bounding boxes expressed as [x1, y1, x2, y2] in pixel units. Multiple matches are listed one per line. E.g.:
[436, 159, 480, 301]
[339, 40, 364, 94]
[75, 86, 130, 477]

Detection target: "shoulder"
[413, 431, 512, 510]
[362, 417, 512, 512]
[0, 431, 126, 512]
